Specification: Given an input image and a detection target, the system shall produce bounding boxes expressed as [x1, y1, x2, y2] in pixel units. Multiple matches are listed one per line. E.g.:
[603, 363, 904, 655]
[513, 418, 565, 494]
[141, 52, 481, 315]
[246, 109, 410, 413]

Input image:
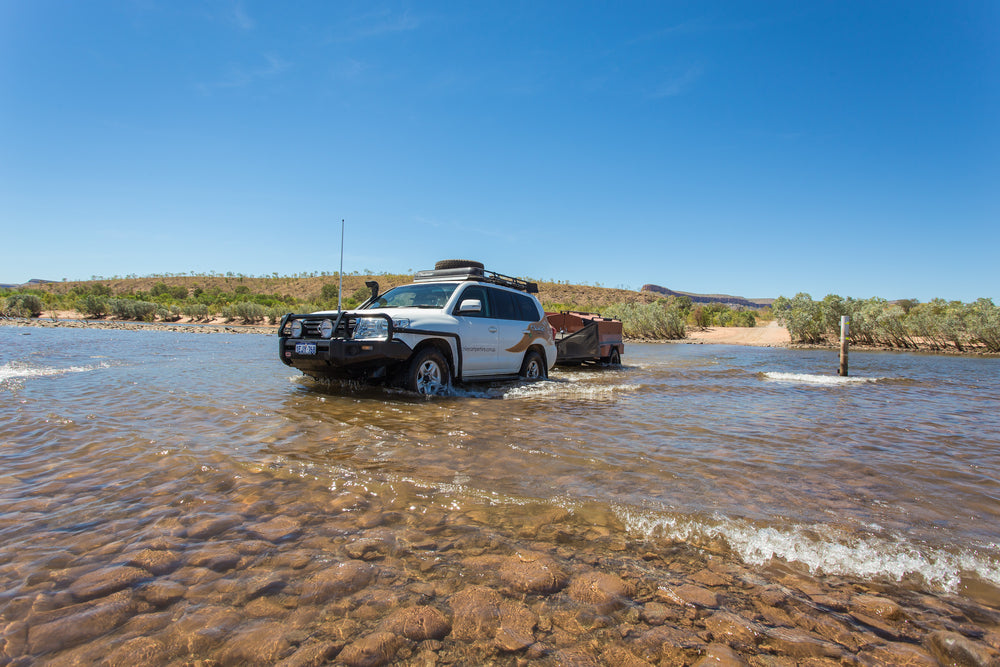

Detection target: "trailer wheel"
[519, 350, 547, 381]
[401, 348, 451, 395]
[609, 348, 621, 365]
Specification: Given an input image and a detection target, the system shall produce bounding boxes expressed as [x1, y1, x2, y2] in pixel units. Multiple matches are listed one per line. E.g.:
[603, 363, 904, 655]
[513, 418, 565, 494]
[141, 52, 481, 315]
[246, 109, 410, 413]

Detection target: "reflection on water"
[2, 326, 999, 664]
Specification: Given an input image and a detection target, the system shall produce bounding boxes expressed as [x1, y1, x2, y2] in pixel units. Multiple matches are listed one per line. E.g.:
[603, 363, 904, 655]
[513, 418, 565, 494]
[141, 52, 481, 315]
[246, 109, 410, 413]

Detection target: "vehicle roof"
[412, 267, 538, 294]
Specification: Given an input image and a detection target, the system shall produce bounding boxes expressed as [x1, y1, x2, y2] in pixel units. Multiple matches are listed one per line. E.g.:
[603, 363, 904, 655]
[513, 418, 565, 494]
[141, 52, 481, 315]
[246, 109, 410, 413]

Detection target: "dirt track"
[681, 321, 790, 347]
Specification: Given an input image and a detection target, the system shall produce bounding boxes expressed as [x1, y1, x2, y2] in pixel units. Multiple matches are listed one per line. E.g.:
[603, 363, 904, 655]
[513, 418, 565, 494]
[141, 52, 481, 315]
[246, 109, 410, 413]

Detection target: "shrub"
[267, 306, 289, 324]
[110, 298, 158, 321]
[772, 293, 1000, 351]
[691, 305, 710, 329]
[320, 283, 339, 302]
[603, 301, 686, 339]
[76, 294, 110, 318]
[4, 293, 43, 318]
[965, 298, 1000, 352]
[223, 301, 266, 324]
[772, 293, 826, 343]
[161, 306, 182, 322]
[719, 309, 757, 327]
[182, 303, 210, 321]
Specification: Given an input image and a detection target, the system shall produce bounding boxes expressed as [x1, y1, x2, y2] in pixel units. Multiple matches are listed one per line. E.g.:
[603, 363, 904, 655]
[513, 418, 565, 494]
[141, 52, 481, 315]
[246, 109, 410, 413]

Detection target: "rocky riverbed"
[4, 470, 998, 666]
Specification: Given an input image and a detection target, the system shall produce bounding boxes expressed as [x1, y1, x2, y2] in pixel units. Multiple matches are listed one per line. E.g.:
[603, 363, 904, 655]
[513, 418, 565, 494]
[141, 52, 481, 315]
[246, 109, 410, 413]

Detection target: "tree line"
[7, 277, 996, 353]
[772, 293, 1000, 352]
[0, 281, 371, 324]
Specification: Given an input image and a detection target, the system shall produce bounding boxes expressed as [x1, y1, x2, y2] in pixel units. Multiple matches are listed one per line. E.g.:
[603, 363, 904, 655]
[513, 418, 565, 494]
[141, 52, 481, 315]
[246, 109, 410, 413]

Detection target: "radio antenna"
[338, 219, 344, 312]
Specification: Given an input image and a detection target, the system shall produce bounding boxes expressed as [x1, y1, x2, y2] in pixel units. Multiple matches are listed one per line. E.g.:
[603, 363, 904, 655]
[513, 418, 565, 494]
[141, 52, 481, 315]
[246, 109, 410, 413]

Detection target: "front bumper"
[279, 336, 413, 379]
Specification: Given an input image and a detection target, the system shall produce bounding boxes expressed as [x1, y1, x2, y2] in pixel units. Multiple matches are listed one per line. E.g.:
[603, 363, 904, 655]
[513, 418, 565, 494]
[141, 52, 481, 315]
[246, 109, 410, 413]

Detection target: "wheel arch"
[526, 343, 549, 368]
[411, 337, 458, 379]
[520, 345, 549, 380]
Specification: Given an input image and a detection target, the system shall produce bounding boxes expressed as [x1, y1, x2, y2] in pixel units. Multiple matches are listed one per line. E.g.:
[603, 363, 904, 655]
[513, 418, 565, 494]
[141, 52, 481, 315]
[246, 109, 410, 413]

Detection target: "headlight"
[319, 319, 334, 338]
[353, 317, 389, 340]
[290, 320, 303, 338]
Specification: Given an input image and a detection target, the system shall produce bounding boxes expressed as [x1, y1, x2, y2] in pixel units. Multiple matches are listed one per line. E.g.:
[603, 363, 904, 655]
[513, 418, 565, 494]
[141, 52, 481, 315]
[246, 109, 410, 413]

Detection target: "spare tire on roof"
[434, 259, 484, 271]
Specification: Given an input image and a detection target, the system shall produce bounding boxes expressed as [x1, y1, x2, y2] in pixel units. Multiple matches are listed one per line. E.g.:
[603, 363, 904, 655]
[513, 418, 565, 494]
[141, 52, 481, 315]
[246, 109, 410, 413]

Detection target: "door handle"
[488, 326, 498, 333]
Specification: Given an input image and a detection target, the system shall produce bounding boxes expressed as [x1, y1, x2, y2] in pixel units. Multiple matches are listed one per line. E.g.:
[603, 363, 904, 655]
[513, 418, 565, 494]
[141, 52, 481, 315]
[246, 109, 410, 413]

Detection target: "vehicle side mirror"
[459, 299, 482, 314]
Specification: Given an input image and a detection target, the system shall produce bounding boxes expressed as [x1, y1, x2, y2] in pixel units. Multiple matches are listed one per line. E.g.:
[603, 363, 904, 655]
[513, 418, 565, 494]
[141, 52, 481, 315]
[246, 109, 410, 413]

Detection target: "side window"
[515, 294, 541, 322]
[454, 285, 491, 318]
[491, 288, 519, 321]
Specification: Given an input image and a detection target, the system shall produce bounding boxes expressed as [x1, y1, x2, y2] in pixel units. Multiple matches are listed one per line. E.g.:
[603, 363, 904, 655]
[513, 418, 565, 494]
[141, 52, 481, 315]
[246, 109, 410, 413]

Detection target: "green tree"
[4, 294, 43, 318]
[772, 293, 825, 343]
[76, 294, 110, 318]
[320, 283, 339, 303]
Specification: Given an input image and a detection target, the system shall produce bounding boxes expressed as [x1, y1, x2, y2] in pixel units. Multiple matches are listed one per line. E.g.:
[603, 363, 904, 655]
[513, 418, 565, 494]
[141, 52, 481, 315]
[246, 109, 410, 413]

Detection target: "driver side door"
[452, 285, 499, 376]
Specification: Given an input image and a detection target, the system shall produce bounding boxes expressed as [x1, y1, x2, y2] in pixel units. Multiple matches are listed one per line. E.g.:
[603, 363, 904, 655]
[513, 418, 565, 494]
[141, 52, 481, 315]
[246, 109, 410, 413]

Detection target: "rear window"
[490, 288, 520, 321]
[515, 293, 541, 321]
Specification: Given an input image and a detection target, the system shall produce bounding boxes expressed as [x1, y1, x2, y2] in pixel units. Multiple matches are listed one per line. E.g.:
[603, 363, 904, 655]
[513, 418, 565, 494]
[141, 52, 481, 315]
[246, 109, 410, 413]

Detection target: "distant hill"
[6, 273, 773, 313]
[0, 278, 56, 290]
[641, 284, 774, 310]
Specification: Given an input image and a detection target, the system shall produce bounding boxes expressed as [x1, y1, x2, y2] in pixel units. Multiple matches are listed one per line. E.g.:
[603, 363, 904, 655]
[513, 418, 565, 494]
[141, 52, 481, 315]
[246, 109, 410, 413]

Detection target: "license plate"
[295, 342, 316, 355]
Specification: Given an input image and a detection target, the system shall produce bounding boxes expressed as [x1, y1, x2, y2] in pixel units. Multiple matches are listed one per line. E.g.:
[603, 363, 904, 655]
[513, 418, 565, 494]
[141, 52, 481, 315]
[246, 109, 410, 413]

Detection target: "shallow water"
[2, 326, 999, 664]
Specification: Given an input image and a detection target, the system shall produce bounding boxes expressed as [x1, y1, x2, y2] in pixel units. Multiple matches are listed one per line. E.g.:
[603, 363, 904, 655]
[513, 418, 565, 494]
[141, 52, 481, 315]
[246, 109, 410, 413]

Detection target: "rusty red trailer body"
[545, 311, 624, 365]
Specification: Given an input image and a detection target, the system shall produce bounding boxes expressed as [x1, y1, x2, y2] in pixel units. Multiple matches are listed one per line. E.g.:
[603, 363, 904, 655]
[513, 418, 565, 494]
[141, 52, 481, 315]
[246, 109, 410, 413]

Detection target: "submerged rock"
[338, 631, 405, 667]
[926, 630, 999, 667]
[499, 552, 568, 595]
[300, 561, 376, 604]
[856, 641, 939, 666]
[99, 636, 170, 667]
[124, 548, 182, 576]
[68, 566, 149, 602]
[566, 571, 635, 612]
[379, 605, 451, 641]
[247, 516, 302, 543]
[692, 643, 750, 667]
[27, 590, 135, 655]
[217, 620, 297, 665]
[449, 585, 537, 651]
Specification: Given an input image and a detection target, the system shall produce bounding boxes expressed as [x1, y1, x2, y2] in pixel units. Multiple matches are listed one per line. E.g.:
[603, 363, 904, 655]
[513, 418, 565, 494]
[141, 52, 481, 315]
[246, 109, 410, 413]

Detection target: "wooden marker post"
[839, 316, 850, 376]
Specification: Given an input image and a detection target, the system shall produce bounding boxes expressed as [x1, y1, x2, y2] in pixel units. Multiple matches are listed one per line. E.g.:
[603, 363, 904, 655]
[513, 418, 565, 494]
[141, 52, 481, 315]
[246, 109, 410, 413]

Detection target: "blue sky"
[1, 2, 997, 301]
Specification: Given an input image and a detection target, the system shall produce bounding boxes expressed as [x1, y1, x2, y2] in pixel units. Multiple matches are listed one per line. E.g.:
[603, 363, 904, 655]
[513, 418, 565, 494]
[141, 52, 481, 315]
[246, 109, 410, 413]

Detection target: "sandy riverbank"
[678, 320, 791, 347]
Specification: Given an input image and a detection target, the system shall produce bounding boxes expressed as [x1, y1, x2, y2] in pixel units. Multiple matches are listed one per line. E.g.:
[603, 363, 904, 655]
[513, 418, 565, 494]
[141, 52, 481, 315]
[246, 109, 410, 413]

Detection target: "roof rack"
[413, 267, 539, 294]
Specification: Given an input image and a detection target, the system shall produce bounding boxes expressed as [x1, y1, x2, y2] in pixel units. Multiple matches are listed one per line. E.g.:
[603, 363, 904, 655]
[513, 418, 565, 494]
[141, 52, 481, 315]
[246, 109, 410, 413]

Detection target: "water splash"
[615, 505, 1000, 593]
[0, 361, 109, 384]
[761, 372, 887, 385]
[503, 378, 639, 400]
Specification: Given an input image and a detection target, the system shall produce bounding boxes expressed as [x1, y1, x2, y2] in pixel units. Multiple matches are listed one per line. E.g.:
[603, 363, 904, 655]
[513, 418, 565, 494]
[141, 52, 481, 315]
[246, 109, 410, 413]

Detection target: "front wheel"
[519, 350, 547, 381]
[402, 348, 451, 395]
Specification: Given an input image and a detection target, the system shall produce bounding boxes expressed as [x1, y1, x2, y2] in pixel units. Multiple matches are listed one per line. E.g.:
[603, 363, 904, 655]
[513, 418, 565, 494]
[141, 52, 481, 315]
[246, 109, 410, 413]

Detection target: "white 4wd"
[278, 261, 557, 394]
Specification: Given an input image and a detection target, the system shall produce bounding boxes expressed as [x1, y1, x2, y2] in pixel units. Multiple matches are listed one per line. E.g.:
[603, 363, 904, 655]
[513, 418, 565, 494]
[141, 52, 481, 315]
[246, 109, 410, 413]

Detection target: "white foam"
[0, 361, 109, 383]
[615, 507, 1000, 593]
[503, 379, 639, 400]
[762, 372, 885, 385]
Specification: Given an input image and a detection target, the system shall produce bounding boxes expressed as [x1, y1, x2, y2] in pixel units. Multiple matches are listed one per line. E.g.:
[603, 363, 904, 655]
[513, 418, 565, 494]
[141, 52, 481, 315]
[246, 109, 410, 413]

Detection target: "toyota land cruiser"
[278, 261, 556, 395]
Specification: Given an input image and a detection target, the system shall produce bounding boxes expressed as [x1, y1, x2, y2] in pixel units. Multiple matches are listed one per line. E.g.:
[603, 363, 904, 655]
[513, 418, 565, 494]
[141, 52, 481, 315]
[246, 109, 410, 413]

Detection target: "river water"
[2, 325, 999, 665]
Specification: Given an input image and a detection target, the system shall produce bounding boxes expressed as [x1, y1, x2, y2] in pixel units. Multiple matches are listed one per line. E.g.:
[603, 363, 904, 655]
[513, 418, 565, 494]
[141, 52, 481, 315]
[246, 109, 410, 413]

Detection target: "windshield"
[364, 283, 458, 309]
